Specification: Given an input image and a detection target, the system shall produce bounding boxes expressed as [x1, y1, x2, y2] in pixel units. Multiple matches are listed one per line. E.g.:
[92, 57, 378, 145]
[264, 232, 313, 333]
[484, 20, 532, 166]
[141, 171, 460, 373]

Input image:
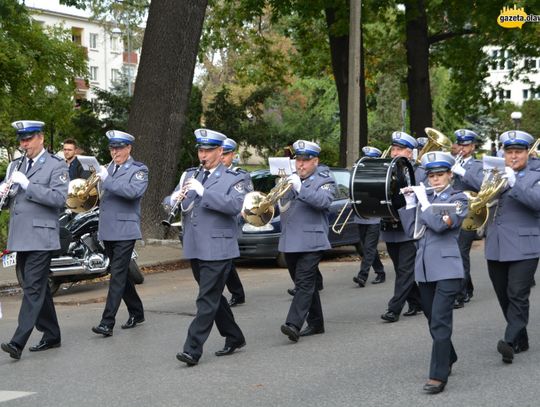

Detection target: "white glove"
[504, 166, 516, 188]
[0, 182, 9, 197]
[171, 189, 183, 203]
[412, 183, 431, 212]
[97, 165, 109, 181]
[451, 162, 466, 177]
[186, 178, 204, 197]
[404, 191, 417, 208]
[11, 171, 29, 190]
[287, 174, 302, 193]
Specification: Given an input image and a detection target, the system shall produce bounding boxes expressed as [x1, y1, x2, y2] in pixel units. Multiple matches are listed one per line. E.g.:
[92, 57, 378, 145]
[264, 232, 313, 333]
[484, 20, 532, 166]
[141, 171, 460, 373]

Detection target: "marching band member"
[485, 130, 540, 364]
[1, 121, 68, 360]
[279, 140, 336, 342]
[221, 138, 252, 307]
[450, 129, 484, 308]
[353, 146, 386, 286]
[380, 132, 423, 322]
[173, 129, 249, 366]
[399, 151, 468, 394]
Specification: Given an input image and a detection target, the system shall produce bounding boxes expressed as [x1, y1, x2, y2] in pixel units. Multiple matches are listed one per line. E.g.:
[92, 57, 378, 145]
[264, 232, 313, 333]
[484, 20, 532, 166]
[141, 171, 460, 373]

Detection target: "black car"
[238, 168, 361, 267]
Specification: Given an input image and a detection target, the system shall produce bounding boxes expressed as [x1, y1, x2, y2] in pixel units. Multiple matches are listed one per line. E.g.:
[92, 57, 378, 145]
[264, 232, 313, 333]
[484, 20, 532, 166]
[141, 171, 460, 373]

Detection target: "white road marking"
[0, 391, 35, 402]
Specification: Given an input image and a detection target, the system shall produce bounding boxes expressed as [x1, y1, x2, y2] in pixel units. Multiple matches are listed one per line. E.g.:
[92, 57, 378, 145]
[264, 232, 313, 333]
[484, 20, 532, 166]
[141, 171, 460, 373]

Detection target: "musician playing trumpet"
[398, 151, 468, 394]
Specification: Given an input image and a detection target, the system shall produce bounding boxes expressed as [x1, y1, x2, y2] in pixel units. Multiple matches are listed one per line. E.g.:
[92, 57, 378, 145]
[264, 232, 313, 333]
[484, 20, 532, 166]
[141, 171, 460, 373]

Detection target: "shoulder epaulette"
[132, 161, 145, 167]
[50, 154, 63, 161]
[226, 168, 241, 176]
[318, 170, 330, 178]
[234, 167, 247, 174]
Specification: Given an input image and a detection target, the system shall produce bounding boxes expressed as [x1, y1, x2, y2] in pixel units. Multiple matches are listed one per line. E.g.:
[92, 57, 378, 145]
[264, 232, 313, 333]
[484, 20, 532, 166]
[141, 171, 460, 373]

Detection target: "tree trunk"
[405, 0, 432, 137]
[128, 0, 208, 239]
[325, 7, 368, 167]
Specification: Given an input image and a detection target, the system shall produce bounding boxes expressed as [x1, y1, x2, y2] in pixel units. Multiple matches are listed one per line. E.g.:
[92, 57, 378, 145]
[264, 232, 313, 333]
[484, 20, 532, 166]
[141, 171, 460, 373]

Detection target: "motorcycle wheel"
[128, 259, 144, 284]
[15, 263, 61, 296]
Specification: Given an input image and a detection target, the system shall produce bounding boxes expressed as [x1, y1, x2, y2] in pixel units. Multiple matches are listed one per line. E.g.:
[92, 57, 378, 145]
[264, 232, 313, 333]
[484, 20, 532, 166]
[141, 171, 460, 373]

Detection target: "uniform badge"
[309, 175, 314, 180]
[509, 131, 516, 140]
[39, 156, 46, 163]
[135, 171, 145, 180]
[518, 171, 524, 177]
[440, 193, 448, 200]
[299, 141, 305, 149]
[59, 173, 68, 183]
[234, 182, 244, 193]
[321, 183, 332, 190]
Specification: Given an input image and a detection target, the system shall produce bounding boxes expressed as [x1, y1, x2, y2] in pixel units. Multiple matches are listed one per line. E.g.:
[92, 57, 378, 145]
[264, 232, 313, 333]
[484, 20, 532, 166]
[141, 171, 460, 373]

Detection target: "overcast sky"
[24, 0, 91, 17]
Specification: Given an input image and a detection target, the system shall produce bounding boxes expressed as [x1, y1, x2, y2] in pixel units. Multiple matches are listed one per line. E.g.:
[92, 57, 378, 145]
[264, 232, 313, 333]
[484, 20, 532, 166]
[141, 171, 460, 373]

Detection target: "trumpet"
[161, 162, 205, 227]
[0, 150, 27, 212]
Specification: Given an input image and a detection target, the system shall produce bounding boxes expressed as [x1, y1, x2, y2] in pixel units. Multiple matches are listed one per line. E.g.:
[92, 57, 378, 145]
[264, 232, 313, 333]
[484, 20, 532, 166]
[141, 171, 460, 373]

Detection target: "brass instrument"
[66, 161, 110, 213]
[529, 138, 540, 157]
[380, 146, 391, 158]
[461, 167, 507, 231]
[417, 128, 453, 164]
[162, 162, 205, 227]
[242, 170, 292, 227]
[0, 150, 27, 211]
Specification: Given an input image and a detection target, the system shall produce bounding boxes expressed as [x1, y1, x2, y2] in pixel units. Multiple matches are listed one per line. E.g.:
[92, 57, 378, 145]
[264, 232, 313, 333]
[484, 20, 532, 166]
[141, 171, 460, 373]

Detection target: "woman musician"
[398, 151, 468, 394]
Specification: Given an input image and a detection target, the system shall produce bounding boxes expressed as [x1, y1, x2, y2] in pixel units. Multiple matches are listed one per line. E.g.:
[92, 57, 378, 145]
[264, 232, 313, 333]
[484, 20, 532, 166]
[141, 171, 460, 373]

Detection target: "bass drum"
[350, 156, 416, 220]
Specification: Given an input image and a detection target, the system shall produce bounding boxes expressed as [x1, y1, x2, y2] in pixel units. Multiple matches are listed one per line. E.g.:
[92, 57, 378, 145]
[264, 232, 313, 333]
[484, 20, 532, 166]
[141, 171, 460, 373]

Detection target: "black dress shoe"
[381, 311, 399, 322]
[497, 340, 514, 364]
[121, 316, 145, 329]
[423, 381, 446, 394]
[176, 351, 199, 366]
[92, 324, 113, 337]
[229, 297, 245, 307]
[215, 341, 246, 356]
[372, 274, 385, 284]
[1, 342, 22, 360]
[353, 276, 366, 287]
[281, 324, 300, 342]
[403, 307, 422, 317]
[463, 293, 472, 303]
[287, 288, 297, 296]
[29, 340, 61, 352]
[299, 325, 325, 337]
[453, 300, 464, 309]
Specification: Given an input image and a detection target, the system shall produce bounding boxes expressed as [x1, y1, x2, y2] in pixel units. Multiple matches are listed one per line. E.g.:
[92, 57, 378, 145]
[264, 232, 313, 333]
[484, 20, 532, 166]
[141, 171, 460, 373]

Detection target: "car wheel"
[128, 260, 145, 284]
[276, 252, 288, 268]
[15, 263, 61, 296]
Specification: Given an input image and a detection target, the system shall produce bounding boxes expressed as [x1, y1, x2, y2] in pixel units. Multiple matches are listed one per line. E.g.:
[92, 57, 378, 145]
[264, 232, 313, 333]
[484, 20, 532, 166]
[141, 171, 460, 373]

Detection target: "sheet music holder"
[77, 155, 101, 173]
[482, 156, 505, 171]
[268, 157, 295, 176]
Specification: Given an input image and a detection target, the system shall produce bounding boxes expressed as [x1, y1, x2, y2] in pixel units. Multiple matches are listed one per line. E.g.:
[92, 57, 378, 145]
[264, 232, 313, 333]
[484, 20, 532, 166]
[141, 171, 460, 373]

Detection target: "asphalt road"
[0, 243, 539, 407]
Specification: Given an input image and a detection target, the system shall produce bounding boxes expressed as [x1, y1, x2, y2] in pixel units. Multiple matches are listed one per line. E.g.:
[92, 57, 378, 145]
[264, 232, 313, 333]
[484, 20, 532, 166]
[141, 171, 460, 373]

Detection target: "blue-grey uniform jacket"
[484, 166, 540, 262]
[398, 186, 468, 282]
[278, 168, 336, 253]
[4, 153, 69, 251]
[98, 157, 148, 241]
[529, 157, 540, 170]
[453, 157, 483, 192]
[177, 163, 248, 261]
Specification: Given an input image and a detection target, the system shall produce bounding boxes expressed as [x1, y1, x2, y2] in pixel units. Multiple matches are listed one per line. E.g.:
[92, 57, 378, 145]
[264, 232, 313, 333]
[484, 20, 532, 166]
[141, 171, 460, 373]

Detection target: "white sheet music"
[268, 157, 295, 175]
[482, 156, 505, 171]
[77, 155, 101, 172]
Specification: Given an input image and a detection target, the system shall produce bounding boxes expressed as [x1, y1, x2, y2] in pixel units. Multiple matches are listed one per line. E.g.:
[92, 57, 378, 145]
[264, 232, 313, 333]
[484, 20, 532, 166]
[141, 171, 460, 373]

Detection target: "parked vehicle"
[238, 168, 362, 267]
[3, 208, 143, 295]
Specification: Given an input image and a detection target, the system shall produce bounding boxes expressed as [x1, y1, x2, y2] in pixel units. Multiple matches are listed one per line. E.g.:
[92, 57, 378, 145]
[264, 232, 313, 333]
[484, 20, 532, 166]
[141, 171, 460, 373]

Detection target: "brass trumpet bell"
[417, 128, 453, 164]
[461, 191, 488, 231]
[66, 177, 99, 213]
[242, 191, 275, 227]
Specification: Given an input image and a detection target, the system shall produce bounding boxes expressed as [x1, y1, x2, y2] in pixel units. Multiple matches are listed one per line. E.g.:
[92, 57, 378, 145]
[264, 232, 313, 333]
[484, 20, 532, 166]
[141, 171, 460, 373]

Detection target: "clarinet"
[0, 150, 27, 212]
[161, 161, 205, 227]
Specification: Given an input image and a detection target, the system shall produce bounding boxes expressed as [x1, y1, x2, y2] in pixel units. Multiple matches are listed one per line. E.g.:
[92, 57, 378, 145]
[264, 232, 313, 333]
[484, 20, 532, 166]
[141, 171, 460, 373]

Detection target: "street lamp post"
[511, 111, 522, 129]
[44, 85, 58, 152]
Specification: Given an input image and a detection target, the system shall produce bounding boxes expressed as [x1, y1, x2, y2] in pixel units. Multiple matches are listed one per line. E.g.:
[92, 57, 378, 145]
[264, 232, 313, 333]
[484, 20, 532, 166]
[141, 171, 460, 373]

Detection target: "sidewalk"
[0, 239, 185, 290]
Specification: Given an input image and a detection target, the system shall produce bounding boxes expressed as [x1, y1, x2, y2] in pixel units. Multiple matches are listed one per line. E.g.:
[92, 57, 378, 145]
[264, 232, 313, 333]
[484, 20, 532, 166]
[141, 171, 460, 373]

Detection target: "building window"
[111, 35, 121, 52]
[89, 66, 98, 81]
[89, 33, 98, 49]
[505, 90, 511, 99]
[506, 60, 513, 69]
[523, 89, 529, 100]
[111, 68, 120, 83]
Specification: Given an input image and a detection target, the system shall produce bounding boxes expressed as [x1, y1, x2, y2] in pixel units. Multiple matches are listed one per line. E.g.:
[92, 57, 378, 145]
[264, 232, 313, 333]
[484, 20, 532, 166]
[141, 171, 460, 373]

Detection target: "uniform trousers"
[101, 240, 144, 328]
[357, 224, 385, 281]
[418, 278, 461, 383]
[225, 263, 245, 300]
[487, 258, 538, 345]
[184, 259, 245, 359]
[386, 241, 421, 313]
[457, 229, 476, 300]
[12, 251, 60, 348]
[285, 251, 324, 329]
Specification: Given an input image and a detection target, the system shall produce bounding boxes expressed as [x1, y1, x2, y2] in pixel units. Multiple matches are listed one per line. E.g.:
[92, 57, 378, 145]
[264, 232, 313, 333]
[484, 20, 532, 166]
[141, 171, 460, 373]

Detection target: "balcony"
[123, 51, 138, 65]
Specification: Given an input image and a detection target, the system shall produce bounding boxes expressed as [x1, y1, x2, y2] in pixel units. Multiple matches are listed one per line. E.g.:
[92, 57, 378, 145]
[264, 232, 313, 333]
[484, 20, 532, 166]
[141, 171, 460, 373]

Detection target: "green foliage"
[0, 211, 9, 250]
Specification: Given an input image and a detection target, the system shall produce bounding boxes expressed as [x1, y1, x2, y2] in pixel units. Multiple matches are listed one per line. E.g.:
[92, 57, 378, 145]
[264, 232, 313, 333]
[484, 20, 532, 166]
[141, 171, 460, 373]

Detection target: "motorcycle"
[4, 208, 144, 296]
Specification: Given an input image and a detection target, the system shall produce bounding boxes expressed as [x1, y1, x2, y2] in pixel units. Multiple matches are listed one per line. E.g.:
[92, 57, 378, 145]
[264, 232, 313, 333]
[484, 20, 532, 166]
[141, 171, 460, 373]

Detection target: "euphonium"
[417, 128, 453, 164]
[242, 173, 292, 227]
[66, 161, 110, 213]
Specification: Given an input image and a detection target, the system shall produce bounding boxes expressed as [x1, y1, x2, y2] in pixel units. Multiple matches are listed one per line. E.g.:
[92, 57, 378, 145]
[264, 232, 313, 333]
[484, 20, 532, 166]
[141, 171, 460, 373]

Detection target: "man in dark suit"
[1, 120, 69, 360]
[62, 138, 89, 180]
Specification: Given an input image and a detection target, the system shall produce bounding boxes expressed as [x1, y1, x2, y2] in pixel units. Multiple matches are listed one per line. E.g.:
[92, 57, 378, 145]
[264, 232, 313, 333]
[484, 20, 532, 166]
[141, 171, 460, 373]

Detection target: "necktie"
[201, 170, 210, 185]
[26, 159, 33, 174]
[113, 164, 120, 175]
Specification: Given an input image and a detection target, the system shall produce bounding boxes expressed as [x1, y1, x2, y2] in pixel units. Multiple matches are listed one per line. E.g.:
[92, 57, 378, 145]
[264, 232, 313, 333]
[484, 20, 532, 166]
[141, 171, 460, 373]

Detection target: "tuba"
[242, 171, 292, 227]
[417, 128, 453, 164]
[65, 162, 110, 213]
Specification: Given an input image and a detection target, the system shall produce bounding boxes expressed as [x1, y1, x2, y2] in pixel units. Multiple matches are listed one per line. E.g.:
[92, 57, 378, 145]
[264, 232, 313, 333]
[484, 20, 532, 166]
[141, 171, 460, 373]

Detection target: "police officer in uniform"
[279, 140, 336, 342]
[483, 131, 540, 364]
[221, 138, 251, 307]
[1, 121, 68, 360]
[91, 130, 148, 337]
[399, 151, 468, 394]
[173, 129, 248, 366]
[380, 132, 423, 322]
[353, 146, 385, 286]
[450, 129, 484, 308]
